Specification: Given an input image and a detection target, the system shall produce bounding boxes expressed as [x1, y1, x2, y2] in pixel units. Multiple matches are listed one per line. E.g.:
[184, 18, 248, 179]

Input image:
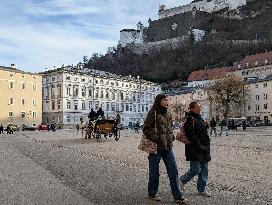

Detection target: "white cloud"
[0, 0, 193, 72]
[24, 0, 100, 16]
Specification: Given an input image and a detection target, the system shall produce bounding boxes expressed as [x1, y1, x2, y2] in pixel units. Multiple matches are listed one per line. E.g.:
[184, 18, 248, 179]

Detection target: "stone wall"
[159, 0, 247, 19]
[143, 11, 206, 42]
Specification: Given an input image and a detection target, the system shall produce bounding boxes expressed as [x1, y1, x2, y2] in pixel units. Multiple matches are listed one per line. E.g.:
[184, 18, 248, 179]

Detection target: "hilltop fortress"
[158, 0, 249, 19]
[119, 0, 258, 52]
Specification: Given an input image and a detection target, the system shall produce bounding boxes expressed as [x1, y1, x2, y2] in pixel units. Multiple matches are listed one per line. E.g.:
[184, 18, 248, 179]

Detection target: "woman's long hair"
[151, 94, 167, 114]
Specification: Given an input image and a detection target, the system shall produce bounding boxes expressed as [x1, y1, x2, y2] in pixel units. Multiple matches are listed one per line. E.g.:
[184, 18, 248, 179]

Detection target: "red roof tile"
[240, 51, 272, 69]
[188, 66, 235, 82]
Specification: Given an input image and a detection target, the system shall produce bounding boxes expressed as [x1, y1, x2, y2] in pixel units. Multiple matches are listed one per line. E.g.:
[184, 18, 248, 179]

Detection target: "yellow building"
[0, 65, 42, 128]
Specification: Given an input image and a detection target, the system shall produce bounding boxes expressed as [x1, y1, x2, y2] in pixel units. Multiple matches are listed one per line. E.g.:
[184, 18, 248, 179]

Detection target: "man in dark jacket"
[209, 117, 217, 137]
[0, 124, 4, 134]
[179, 101, 211, 197]
[88, 108, 97, 122]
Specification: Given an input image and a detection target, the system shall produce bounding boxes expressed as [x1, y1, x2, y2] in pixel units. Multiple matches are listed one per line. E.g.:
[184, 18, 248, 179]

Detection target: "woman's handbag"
[138, 111, 157, 154]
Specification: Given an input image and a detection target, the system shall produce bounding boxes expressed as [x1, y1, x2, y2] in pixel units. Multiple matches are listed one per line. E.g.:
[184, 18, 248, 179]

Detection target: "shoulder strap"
[154, 110, 157, 129]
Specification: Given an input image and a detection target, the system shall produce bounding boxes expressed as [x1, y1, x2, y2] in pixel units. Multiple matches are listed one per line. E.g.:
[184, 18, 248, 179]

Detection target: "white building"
[232, 51, 272, 122]
[42, 67, 161, 128]
[245, 76, 272, 122]
[119, 22, 144, 47]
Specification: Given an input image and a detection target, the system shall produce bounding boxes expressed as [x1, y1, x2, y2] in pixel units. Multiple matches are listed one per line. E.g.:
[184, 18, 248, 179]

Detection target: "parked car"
[12, 124, 20, 131]
[22, 126, 36, 131]
[38, 124, 49, 131]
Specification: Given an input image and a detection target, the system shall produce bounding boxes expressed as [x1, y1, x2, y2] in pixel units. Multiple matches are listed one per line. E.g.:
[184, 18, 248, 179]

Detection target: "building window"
[21, 112, 26, 118]
[264, 104, 268, 110]
[106, 103, 109, 111]
[126, 104, 129, 111]
[33, 84, 37, 91]
[264, 83, 268, 88]
[67, 116, 71, 122]
[52, 100, 55, 110]
[264, 94, 268, 100]
[32, 99, 37, 106]
[67, 100, 71, 109]
[255, 84, 259, 88]
[89, 101, 92, 110]
[8, 111, 13, 117]
[95, 102, 99, 110]
[82, 101, 86, 110]
[247, 106, 250, 111]
[256, 95, 259, 100]
[67, 86, 71, 96]
[121, 103, 124, 111]
[9, 81, 14, 89]
[111, 103, 115, 111]
[88, 88, 92, 97]
[82, 87, 86, 97]
[21, 98, 25, 105]
[22, 82, 26, 90]
[74, 101, 78, 110]
[32, 112, 37, 117]
[52, 77, 55, 81]
[256, 105, 260, 111]
[57, 99, 61, 110]
[9, 97, 14, 105]
[66, 76, 71, 80]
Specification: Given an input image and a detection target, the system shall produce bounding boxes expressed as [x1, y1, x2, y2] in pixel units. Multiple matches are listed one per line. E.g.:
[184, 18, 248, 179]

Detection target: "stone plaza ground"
[0, 126, 271, 205]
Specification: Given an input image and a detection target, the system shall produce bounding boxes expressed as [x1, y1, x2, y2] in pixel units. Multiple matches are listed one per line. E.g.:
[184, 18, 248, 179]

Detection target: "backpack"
[176, 117, 195, 144]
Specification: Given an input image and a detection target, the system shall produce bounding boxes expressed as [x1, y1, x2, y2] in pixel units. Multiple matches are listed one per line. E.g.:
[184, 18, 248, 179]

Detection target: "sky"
[0, 0, 192, 72]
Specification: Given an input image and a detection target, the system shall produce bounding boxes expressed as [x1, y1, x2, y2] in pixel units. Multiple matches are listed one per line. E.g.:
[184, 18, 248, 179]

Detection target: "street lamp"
[137, 75, 142, 122]
[92, 74, 95, 109]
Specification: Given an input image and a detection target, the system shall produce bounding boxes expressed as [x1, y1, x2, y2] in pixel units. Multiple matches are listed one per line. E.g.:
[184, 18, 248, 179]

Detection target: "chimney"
[10, 64, 17, 69]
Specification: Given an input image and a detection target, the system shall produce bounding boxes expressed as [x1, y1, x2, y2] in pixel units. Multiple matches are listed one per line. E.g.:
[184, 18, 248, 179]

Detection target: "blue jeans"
[148, 149, 182, 199]
[180, 161, 208, 193]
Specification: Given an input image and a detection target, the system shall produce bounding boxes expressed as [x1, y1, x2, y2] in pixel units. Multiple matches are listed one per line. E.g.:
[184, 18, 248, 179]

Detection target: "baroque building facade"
[42, 67, 161, 128]
[0, 65, 42, 127]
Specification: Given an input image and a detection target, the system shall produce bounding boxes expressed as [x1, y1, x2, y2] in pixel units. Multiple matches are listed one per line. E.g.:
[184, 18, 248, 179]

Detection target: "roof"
[120, 29, 139, 32]
[188, 66, 235, 82]
[0, 66, 41, 76]
[239, 51, 272, 69]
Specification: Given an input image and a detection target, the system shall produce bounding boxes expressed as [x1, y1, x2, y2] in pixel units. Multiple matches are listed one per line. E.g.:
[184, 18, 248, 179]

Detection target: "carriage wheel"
[114, 128, 120, 141]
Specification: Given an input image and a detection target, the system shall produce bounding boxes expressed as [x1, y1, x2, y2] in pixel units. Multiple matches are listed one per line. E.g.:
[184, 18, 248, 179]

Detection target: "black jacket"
[184, 111, 211, 162]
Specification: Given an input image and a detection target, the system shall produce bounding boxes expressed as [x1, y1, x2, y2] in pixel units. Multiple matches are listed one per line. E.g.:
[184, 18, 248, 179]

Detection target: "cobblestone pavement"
[0, 126, 271, 205]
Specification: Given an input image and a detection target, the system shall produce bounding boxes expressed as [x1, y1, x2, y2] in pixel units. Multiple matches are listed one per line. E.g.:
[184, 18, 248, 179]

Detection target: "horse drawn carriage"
[85, 119, 120, 141]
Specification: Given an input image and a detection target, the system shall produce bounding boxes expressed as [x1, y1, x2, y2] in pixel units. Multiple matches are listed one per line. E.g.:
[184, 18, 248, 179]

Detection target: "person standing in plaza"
[209, 117, 217, 137]
[143, 94, 188, 204]
[179, 101, 211, 197]
[0, 124, 4, 134]
[219, 118, 228, 136]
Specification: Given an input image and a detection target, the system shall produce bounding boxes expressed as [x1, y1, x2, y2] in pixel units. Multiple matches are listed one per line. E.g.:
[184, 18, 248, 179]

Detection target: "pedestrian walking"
[219, 118, 228, 136]
[242, 120, 247, 130]
[209, 117, 217, 137]
[143, 94, 188, 204]
[179, 101, 212, 197]
[0, 124, 4, 134]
